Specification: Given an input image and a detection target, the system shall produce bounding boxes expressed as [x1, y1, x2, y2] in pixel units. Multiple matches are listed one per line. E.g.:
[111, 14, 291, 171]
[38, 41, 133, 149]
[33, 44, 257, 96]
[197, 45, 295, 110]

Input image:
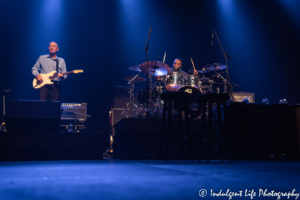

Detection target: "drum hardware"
[153, 83, 164, 113]
[212, 71, 227, 93]
[140, 60, 171, 114]
[124, 76, 146, 83]
[212, 71, 239, 94]
[212, 71, 225, 93]
[127, 60, 171, 117]
[144, 25, 153, 115]
[120, 73, 145, 119]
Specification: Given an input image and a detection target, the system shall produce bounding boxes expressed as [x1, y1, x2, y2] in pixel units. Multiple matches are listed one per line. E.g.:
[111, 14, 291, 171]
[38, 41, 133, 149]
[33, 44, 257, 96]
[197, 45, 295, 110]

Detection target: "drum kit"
[120, 60, 231, 119]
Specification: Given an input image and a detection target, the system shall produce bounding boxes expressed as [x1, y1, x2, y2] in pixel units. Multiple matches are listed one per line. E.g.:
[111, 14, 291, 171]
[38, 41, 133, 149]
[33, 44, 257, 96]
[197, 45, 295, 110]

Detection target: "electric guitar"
[32, 70, 84, 89]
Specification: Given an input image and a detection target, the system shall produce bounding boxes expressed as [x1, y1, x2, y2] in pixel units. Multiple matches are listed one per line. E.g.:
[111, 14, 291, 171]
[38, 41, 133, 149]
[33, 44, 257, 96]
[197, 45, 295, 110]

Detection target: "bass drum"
[177, 86, 203, 119]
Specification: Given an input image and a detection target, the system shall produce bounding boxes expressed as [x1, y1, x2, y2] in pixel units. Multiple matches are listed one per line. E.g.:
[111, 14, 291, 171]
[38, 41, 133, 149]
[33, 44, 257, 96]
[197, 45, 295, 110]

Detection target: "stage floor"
[0, 159, 299, 200]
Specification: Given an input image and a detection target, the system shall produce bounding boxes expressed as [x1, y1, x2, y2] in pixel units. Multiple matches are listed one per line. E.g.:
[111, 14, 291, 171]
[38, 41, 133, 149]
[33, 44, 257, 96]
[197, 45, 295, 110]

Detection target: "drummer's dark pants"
[39, 82, 61, 101]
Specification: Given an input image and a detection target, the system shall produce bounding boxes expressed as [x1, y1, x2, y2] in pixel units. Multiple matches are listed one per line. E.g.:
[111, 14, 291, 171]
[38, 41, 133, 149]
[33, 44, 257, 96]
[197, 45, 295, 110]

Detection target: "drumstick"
[163, 52, 166, 63]
[190, 58, 196, 71]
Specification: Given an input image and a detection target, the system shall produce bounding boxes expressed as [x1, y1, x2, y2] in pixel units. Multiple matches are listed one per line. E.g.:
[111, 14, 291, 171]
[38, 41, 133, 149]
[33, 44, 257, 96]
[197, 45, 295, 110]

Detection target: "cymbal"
[123, 76, 146, 82]
[197, 70, 211, 73]
[139, 61, 171, 76]
[128, 65, 141, 72]
[204, 63, 227, 71]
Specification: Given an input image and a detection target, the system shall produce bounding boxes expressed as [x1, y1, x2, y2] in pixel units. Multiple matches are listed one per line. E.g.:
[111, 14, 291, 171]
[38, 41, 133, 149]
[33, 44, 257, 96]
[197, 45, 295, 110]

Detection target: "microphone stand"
[0, 89, 10, 132]
[145, 26, 152, 113]
[213, 30, 233, 94]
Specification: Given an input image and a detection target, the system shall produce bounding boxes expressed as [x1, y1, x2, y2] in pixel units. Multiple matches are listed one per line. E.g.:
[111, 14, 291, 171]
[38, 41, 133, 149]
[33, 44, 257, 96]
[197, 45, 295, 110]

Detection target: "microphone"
[211, 32, 214, 46]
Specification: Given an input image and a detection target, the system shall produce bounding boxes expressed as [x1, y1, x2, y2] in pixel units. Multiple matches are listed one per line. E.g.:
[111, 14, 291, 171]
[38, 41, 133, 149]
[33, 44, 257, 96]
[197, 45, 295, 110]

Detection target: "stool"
[158, 92, 194, 161]
[199, 93, 232, 161]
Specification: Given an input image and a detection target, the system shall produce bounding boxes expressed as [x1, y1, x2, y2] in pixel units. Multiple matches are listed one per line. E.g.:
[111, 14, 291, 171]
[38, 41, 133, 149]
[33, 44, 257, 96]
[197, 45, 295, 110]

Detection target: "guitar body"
[32, 70, 83, 89]
[32, 71, 57, 89]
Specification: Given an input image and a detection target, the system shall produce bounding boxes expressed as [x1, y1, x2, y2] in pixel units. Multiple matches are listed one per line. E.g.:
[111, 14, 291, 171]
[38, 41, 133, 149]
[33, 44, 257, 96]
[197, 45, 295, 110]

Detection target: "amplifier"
[231, 92, 255, 103]
[61, 103, 87, 121]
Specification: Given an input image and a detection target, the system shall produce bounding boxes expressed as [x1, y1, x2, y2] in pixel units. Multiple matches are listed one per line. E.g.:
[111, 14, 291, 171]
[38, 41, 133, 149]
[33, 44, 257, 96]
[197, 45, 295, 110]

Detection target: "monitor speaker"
[5, 100, 61, 132]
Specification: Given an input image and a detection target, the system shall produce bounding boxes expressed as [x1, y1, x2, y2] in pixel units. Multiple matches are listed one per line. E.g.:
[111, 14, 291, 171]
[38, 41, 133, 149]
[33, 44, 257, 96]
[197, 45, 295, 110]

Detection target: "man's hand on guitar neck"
[36, 74, 43, 83]
[58, 73, 65, 80]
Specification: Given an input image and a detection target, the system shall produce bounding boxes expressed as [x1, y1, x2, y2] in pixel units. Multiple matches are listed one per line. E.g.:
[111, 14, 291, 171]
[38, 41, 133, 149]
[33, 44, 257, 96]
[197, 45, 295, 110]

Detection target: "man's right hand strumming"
[36, 74, 43, 83]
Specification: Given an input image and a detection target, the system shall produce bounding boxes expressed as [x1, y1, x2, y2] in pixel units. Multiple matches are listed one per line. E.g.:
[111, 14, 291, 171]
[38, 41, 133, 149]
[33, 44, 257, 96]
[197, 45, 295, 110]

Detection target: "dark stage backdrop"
[0, 0, 300, 133]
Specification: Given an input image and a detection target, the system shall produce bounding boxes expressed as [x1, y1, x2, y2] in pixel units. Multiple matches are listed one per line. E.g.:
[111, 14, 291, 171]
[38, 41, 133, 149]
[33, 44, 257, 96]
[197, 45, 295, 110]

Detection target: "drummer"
[171, 58, 198, 75]
[155, 58, 198, 83]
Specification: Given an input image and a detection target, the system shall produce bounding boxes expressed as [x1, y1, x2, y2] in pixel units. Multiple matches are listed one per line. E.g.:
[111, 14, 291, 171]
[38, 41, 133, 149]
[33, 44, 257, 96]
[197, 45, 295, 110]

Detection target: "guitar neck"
[50, 71, 73, 79]
[62, 71, 74, 75]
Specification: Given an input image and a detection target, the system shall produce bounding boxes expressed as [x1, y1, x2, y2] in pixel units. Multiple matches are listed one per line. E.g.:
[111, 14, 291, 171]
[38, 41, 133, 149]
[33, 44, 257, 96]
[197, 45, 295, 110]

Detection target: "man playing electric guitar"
[32, 41, 67, 101]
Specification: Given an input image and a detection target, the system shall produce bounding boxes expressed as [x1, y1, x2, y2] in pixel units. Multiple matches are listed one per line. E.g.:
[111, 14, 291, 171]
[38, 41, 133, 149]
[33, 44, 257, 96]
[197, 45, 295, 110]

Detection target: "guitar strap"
[56, 57, 59, 73]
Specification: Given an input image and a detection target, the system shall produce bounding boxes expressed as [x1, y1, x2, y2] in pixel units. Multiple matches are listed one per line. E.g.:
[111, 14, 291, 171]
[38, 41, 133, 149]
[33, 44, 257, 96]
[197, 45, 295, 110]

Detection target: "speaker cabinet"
[231, 92, 255, 103]
[5, 100, 61, 132]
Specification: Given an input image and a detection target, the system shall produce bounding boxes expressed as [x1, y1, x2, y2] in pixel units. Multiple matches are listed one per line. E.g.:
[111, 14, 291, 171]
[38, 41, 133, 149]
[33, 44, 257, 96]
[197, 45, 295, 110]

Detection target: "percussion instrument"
[185, 75, 200, 89]
[166, 72, 184, 91]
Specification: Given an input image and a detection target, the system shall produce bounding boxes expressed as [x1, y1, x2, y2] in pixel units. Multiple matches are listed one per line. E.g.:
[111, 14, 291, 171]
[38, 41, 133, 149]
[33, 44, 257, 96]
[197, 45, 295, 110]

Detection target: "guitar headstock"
[73, 70, 84, 74]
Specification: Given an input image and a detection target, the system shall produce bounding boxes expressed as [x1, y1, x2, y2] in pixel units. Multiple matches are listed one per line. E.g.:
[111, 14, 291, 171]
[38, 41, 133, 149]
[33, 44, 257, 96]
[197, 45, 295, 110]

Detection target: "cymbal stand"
[214, 71, 227, 93]
[154, 81, 164, 116]
[0, 89, 10, 132]
[201, 67, 206, 79]
[148, 69, 158, 115]
[145, 26, 152, 113]
[121, 73, 141, 118]
[213, 30, 233, 93]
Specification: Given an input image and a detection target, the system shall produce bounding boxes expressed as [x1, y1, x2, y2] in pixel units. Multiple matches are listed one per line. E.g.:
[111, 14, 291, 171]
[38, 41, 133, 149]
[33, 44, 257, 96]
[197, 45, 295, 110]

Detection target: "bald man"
[171, 58, 198, 74]
[32, 42, 67, 101]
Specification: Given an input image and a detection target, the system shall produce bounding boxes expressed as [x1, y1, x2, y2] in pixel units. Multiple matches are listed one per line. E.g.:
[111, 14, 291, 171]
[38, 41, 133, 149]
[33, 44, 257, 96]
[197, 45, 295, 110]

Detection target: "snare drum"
[185, 75, 199, 89]
[166, 72, 183, 91]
